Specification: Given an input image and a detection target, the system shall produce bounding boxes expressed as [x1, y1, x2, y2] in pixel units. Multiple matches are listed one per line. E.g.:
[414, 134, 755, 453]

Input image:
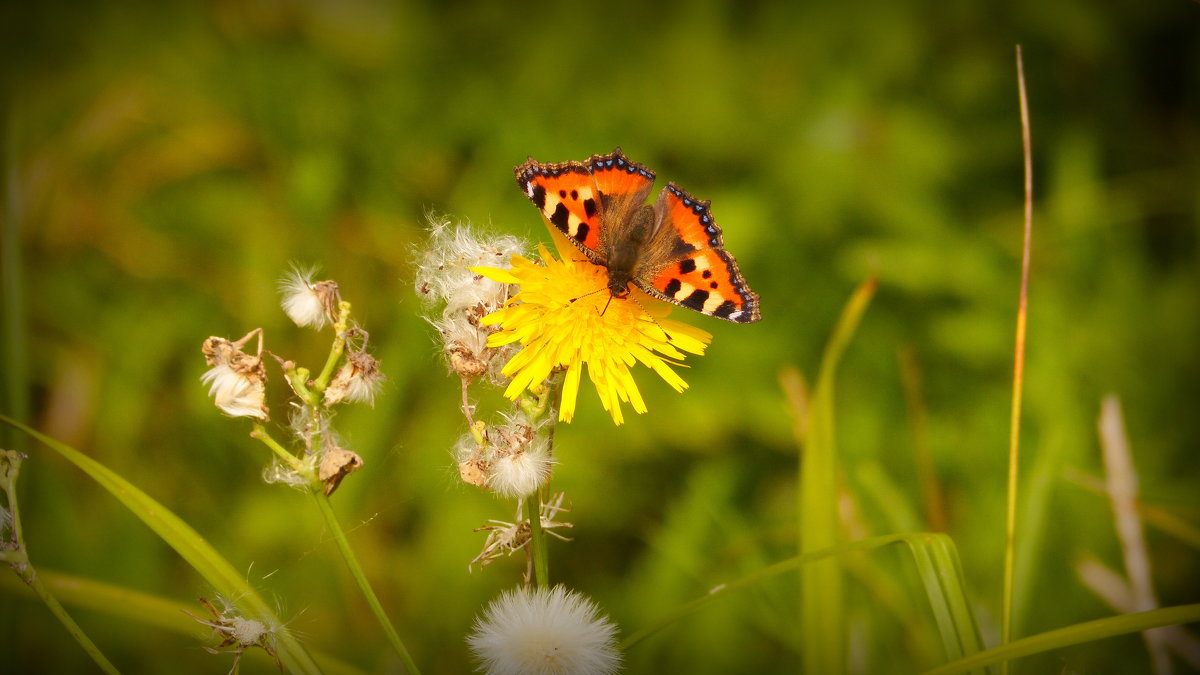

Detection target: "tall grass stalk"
[1, 451, 120, 675]
[796, 276, 875, 674]
[1001, 44, 1034, 673]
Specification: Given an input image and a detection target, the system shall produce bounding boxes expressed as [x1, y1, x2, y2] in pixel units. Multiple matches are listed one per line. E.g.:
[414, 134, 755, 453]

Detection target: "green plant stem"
[250, 423, 307, 474]
[312, 493, 421, 675]
[2, 451, 121, 675]
[285, 365, 319, 407]
[520, 374, 561, 590]
[526, 490, 549, 588]
[313, 301, 352, 393]
[20, 566, 123, 674]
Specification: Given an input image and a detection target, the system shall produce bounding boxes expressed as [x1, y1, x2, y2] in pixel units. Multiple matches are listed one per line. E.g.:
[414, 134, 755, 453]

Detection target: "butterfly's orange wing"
[637, 183, 761, 323]
[515, 148, 655, 261]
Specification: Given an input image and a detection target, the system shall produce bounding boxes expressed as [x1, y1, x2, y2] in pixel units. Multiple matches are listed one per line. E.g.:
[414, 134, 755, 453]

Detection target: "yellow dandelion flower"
[474, 228, 712, 425]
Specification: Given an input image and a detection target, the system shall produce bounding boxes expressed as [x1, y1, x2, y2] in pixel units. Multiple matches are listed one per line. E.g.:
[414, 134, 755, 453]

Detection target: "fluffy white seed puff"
[468, 585, 621, 675]
[486, 431, 553, 499]
[414, 219, 526, 314]
[415, 219, 526, 381]
[279, 267, 338, 329]
[201, 364, 267, 419]
[323, 350, 385, 407]
[200, 337, 268, 419]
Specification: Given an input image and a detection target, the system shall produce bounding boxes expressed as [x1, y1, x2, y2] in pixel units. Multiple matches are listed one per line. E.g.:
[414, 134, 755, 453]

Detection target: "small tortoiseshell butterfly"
[515, 148, 761, 323]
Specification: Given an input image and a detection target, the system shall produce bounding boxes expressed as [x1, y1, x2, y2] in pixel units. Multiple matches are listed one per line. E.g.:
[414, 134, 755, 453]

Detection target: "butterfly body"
[515, 148, 761, 323]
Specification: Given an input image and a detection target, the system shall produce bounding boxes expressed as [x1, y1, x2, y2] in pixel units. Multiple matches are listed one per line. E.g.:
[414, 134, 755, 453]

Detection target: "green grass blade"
[0, 415, 323, 675]
[0, 569, 365, 675]
[623, 533, 914, 650]
[902, 533, 989, 672]
[800, 277, 876, 674]
[922, 604, 1200, 675]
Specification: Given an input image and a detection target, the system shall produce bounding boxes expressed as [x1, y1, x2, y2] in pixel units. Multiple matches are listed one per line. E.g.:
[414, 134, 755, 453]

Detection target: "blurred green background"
[2, 0, 1197, 673]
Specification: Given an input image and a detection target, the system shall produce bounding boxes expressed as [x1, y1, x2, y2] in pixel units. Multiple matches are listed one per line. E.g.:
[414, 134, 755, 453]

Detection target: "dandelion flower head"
[475, 228, 711, 425]
[467, 585, 621, 675]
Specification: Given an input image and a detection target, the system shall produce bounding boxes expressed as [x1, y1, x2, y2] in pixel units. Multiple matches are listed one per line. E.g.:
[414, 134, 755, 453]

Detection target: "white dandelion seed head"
[487, 439, 553, 499]
[415, 218, 526, 310]
[279, 266, 338, 329]
[468, 585, 621, 675]
[324, 350, 386, 407]
[454, 431, 482, 463]
[485, 416, 553, 498]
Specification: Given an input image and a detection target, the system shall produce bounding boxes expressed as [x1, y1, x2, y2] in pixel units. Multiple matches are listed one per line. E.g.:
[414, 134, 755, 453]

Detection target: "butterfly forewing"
[514, 160, 605, 257]
[583, 150, 657, 261]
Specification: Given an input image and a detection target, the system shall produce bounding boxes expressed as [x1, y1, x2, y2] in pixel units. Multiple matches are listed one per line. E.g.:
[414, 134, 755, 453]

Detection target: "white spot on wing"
[672, 282, 696, 301]
[702, 294, 725, 314]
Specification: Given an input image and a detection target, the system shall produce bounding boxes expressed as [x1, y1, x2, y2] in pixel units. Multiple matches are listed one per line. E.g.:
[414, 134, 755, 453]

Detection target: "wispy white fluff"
[468, 585, 621, 675]
[279, 266, 329, 329]
[201, 363, 267, 419]
[414, 218, 526, 313]
[415, 218, 527, 380]
[485, 415, 553, 498]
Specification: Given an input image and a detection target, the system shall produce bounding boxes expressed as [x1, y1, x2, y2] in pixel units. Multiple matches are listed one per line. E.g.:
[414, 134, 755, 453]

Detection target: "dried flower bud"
[201, 336, 268, 420]
[449, 342, 489, 379]
[470, 492, 572, 570]
[324, 349, 386, 407]
[319, 446, 364, 496]
[458, 458, 490, 487]
[185, 597, 282, 673]
[279, 267, 340, 329]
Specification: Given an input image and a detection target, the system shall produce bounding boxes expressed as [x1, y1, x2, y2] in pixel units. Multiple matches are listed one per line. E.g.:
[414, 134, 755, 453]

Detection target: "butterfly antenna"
[568, 286, 608, 304]
[627, 295, 677, 342]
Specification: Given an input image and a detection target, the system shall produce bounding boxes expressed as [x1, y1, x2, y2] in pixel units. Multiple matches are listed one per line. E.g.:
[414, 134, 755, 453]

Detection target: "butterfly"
[514, 148, 761, 323]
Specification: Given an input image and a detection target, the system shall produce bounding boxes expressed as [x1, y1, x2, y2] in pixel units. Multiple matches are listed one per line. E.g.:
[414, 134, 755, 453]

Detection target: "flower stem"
[250, 423, 308, 475]
[313, 301, 352, 393]
[521, 373, 562, 589]
[311, 493, 421, 674]
[1, 451, 121, 675]
[526, 490, 550, 588]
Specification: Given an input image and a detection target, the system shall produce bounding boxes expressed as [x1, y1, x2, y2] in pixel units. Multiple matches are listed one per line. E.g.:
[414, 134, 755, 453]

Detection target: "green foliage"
[2, 0, 1196, 673]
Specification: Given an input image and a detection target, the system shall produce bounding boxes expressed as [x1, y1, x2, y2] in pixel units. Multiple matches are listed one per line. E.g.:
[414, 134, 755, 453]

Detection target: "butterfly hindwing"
[636, 183, 761, 323]
[642, 248, 760, 322]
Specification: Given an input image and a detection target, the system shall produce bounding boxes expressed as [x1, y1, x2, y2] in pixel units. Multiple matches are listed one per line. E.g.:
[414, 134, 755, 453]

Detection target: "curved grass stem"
[1001, 45, 1035, 672]
[2, 450, 121, 675]
[312, 494, 421, 675]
